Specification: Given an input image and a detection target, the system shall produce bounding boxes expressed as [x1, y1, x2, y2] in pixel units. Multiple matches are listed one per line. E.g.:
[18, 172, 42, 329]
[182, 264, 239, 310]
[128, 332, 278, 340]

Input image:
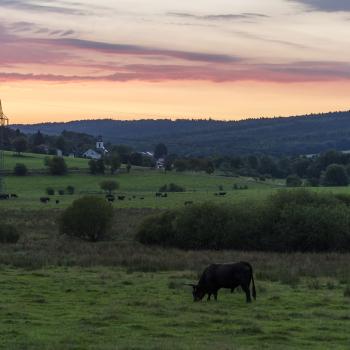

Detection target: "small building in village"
[83, 136, 108, 160]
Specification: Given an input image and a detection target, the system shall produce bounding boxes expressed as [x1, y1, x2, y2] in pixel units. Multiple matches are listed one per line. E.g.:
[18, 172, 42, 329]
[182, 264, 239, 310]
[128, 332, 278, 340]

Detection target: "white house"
[83, 136, 108, 160]
[83, 149, 102, 160]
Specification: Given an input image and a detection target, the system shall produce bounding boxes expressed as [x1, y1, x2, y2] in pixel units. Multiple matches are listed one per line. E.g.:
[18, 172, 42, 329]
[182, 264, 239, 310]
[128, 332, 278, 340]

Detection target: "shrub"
[100, 180, 119, 195]
[58, 189, 65, 195]
[66, 185, 75, 195]
[13, 163, 28, 176]
[59, 197, 114, 242]
[136, 189, 350, 252]
[46, 187, 55, 196]
[322, 164, 349, 187]
[159, 183, 185, 193]
[0, 224, 20, 243]
[286, 174, 302, 187]
[46, 156, 67, 176]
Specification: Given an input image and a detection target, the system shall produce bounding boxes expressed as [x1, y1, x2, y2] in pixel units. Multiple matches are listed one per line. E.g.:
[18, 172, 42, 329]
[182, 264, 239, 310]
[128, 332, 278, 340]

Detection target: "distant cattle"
[55, 200, 60, 204]
[161, 193, 168, 198]
[106, 195, 115, 202]
[140, 197, 145, 200]
[118, 196, 126, 201]
[0, 194, 9, 200]
[155, 192, 162, 197]
[187, 262, 256, 303]
[219, 192, 227, 196]
[40, 197, 50, 204]
[10, 194, 18, 199]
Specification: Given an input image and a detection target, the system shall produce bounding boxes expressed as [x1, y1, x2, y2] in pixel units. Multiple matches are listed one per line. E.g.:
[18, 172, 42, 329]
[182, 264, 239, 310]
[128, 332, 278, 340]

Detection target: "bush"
[322, 164, 349, 187]
[59, 197, 114, 242]
[100, 180, 119, 195]
[58, 189, 65, 195]
[0, 224, 20, 243]
[13, 163, 28, 176]
[46, 187, 55, 196]
[286, 174, 302, 187]
[136, 190, 350, 252]
[66, 185, 75, 195]
[158, 183, 185, 193]
[46, 156, 67, 175]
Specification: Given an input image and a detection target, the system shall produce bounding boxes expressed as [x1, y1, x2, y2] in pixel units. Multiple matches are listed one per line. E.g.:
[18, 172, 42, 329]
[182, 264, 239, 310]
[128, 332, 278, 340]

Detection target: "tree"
[154, 143, 168, 160]
[59, 197, 114, 242]
[13, 163, 28, 176]
[89, 159, 105, 174]
[286, 174, 302, 187]
[106, 153, 121, 174]
[12, 137, 27, 155]
[46, 156, 68, 175]
[33, 131, 45, 146]
[55, 136, 66, 153]
[130, 152, 143, 166]
[322, 164, 349, 187]
[100, 180, 119, 195]
[205, 161, 215, 174]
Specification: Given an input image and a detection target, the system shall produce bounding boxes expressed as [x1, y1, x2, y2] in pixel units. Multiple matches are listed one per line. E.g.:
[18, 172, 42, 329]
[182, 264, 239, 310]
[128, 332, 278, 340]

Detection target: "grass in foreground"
[0, 267, 349, 350]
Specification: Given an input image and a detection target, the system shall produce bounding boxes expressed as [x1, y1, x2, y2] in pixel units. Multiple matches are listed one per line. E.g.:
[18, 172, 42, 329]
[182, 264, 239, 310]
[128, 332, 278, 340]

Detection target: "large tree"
[12, 137, 27, 155]
[322, 164, 349, 187]
[154, 143, 168, 160]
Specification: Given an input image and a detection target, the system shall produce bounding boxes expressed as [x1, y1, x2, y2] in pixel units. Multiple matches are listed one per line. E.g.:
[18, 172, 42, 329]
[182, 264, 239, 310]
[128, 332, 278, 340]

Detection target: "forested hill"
[12, 110, 350, 156]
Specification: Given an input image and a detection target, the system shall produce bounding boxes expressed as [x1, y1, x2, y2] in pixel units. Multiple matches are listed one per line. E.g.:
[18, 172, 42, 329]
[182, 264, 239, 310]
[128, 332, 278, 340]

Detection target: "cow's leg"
[242, 284, 252, 303]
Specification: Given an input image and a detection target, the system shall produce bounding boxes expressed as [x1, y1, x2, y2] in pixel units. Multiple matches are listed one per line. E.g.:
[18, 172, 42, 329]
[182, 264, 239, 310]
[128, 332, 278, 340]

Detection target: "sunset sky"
[1, 0, 350, 123]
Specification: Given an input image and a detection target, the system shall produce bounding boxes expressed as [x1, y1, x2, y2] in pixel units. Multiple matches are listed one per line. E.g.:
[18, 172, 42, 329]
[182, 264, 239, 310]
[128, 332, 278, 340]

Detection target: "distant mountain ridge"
[12, 111, 350, 156]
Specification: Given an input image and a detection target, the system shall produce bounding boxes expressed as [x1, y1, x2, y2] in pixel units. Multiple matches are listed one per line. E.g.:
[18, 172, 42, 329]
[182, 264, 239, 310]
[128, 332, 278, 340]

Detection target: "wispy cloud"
[168, 12, 268, 21]
[36, 37, 241, 63]
[289, 0, 350, 12]
[0, 0, 88, 15]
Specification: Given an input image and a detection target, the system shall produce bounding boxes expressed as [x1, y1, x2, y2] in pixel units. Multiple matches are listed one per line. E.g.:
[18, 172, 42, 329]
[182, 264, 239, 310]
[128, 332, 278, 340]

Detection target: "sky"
[0, 0, 350, 123]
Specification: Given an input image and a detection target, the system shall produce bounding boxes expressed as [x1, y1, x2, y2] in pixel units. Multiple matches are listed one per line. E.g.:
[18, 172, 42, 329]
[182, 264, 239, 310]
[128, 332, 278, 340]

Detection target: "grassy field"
[1, 169, 284, 209]
[1, 266, 350, 350]
[1, 206, 350, 349]
[2, 152, 350, 349]
[3, 151, 89, 171]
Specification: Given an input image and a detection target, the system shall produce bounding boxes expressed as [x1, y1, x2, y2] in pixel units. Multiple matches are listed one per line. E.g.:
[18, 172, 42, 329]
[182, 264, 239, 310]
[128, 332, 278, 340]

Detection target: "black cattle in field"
[10, 194, 18, 198]
[118, 196, 126, 201]
[40, 197, 50, 203]
[187, 262, 256, 303]
[219, 192, 227, 196]
[155, 192, 162, 197]
[55, 200, 60, 204]
[106, 195, 115, 202]
[161, 193, 168, 198]
[0, 194, 9, 200]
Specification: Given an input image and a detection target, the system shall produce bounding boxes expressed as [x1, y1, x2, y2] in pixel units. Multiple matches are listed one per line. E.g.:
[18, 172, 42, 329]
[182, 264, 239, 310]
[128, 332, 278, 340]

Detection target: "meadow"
[2, 152, 350, 349]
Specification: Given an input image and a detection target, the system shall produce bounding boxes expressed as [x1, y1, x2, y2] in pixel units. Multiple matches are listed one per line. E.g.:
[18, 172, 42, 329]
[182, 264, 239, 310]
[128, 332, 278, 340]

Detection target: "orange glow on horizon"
[2, 80, 350, 124]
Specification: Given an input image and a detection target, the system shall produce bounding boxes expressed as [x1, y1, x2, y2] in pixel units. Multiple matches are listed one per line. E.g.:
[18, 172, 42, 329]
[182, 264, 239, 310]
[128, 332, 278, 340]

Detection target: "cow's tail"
[242, 262, 256, 300]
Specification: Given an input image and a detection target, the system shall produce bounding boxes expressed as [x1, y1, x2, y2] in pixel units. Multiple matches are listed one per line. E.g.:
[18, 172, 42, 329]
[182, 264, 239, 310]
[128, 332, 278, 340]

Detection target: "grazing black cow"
[188, 262, 256, 303]
[219, 192, 227, 196]
[55, 200, 60, 204]
[155, 192, 162, 197]
[140, 197, 145, 200]
[106, 195, 115, 202]
[0, 194, 9, 200]
[10, 194, 18, 198]
[40, 197, 50, 203]
[118, 196, 126, 201]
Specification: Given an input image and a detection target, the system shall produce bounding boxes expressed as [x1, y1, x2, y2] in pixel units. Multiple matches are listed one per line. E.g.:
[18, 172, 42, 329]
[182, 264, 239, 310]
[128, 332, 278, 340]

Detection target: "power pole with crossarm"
[0, 100, 9, 194]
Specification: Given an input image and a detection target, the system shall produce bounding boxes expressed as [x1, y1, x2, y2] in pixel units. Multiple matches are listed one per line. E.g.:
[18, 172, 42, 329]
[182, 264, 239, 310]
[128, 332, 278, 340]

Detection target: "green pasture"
[0, 267, 349, 350]
[3, 151, 89, 171]
[1, 170, 282, 209]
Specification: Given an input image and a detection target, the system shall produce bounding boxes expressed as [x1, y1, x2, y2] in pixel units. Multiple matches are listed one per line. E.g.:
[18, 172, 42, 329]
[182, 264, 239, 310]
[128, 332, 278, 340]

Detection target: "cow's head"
[186, 284, 206, 302]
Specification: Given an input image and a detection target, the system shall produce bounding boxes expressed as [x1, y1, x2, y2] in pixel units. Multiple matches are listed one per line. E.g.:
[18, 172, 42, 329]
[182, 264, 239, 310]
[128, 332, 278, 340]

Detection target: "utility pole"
[0, 100, 9, 194]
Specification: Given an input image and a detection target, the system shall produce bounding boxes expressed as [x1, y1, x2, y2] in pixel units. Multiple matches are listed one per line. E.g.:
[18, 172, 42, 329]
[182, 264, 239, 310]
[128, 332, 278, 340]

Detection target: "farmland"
[2, 151, 350, 349]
